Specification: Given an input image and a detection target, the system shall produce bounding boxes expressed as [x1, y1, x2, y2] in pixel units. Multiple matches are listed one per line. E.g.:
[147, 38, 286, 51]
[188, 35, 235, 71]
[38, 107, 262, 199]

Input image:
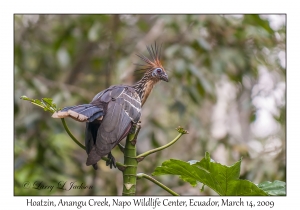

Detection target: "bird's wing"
[52, 103, 104, 122]
[86, 85, 142, 165]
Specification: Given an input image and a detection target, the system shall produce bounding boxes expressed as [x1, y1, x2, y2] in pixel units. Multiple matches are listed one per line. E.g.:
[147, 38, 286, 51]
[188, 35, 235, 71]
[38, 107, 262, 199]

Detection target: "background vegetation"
[14, 14, 286, 195]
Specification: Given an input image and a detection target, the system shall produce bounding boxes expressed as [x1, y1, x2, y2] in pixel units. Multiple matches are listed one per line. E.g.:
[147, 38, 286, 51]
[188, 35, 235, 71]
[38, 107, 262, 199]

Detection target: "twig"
[61, 118, 85, 150]
[136, 126, 188, 162]
[136, 173, 179, 196]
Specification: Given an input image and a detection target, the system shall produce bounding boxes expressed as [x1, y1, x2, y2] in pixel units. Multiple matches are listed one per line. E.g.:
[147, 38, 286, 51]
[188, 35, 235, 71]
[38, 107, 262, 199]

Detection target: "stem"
[122, 130, 138, 196]
[136, 173, 179, 196]
[136, 133, 183, 160]
[61, 118, 85, 150]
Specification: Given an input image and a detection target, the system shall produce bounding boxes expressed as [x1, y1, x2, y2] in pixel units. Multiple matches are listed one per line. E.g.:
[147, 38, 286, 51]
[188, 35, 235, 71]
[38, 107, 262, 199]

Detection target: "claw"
[106, 152, 117, 169]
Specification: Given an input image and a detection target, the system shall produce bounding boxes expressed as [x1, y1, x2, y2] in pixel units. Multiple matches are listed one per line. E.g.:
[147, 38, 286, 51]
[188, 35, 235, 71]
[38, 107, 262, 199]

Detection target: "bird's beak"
[161, 72, 169, 82]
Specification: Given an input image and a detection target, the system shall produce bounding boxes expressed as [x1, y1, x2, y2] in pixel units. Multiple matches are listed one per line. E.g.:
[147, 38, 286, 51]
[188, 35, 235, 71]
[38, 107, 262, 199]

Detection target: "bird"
[52, 44, 168, 170]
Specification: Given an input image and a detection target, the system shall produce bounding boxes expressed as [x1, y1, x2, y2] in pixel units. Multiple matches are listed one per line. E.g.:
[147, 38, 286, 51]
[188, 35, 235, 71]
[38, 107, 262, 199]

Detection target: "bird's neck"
[132, 74, 159, 106]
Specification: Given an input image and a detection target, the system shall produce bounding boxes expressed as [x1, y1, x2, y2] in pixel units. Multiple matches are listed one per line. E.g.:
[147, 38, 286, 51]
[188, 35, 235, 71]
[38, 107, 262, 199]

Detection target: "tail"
[92, 164, 98, 170]
[86, 146, 102, 168]
[52, 104, 103, 122]
[85, 122, 101, 170]
[52, 104, 104, 170]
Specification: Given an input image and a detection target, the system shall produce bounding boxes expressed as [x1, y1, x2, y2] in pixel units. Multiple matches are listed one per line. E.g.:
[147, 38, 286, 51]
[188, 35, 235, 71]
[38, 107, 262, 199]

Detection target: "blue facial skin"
[152, 68, 168, 82]
[151, 68, 161, 77]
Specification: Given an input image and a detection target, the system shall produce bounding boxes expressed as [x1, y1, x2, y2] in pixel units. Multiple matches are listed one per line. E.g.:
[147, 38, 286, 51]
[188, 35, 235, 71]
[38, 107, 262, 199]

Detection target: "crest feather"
[135, 43, 163, 73]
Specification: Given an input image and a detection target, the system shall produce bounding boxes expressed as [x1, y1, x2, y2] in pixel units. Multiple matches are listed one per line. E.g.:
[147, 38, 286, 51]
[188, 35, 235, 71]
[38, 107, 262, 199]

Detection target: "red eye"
[156, 68, 162, 74]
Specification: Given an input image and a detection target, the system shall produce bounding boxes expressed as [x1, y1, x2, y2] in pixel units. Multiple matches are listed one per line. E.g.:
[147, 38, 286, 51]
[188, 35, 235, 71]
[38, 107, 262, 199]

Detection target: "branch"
[136, 173, 179, 196]
[61, 118, 85, 150]
[136, 126, 188, 162]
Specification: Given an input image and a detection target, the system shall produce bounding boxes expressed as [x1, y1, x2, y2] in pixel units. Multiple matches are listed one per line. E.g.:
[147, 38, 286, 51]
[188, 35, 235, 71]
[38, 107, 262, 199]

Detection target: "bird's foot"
[106, 152, 117, 169]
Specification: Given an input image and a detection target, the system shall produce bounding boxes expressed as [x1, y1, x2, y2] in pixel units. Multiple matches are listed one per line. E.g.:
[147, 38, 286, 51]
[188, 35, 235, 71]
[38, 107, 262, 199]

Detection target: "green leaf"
[258, 180, 286, 196]
[20, 96, 57, 113]
[20, 95, 31, 101]
[200, 184, 205, 192]
[175, 126, 189, 134]
[31, 99, 44, 108]
[153, 152, 267, 196]
[41, 98, 57, 112]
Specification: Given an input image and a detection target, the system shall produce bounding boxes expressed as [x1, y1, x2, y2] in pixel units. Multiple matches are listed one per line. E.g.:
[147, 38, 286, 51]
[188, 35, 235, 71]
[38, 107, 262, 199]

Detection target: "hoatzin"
[52, 44, 168, 170]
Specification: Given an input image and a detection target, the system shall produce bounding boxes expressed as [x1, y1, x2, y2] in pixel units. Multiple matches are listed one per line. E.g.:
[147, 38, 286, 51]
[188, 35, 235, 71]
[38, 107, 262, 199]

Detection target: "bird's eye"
[156, 68, 162, 74]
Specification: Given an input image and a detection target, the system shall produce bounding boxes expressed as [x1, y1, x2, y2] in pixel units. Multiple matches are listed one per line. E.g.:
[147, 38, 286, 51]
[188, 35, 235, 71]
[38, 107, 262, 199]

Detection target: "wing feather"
[82, 85, 142, 166]
[52, 104, 103, 122]
[52, 85, 142, 168]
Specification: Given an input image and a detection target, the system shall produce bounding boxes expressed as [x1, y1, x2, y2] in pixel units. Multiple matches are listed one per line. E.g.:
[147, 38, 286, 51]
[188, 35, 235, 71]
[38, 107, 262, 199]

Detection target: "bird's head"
[136, 44, 168, 82]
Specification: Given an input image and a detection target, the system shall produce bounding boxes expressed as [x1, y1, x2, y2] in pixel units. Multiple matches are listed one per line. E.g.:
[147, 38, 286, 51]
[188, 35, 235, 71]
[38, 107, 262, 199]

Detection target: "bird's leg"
[106, 152, 117, 169]
[129, 121, 141, 134]
[134, 122, 141, 140]
[130, 121, 141, 146]
[117, 143, 125, 153]
[129, 123, 136, 134]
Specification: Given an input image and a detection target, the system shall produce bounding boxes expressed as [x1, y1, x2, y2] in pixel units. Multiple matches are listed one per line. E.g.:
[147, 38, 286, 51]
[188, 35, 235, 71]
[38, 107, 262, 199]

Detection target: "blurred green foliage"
[14, 14, 286, 195]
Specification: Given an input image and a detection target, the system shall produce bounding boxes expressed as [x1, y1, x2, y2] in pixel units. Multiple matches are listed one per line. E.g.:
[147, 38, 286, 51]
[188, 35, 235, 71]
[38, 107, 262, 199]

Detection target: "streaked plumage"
[52, 44, 168, 170]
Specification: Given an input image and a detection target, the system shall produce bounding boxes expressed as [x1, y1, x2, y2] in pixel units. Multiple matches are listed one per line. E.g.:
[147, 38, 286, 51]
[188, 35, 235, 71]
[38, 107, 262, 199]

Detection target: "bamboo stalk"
[122, 130, 138, 195]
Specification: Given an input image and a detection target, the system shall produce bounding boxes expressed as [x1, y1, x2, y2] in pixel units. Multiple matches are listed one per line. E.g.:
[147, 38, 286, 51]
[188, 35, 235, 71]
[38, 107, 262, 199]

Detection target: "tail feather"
[85, 121, 101, 170]
[52, 104, 103, 122]
[86, 146, 102, 166]
[92, 163, 98, 170]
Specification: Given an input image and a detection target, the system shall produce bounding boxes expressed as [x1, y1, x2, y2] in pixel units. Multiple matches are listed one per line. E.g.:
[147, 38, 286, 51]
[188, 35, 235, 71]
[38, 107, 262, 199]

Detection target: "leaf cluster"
[153, 152, 285, 196]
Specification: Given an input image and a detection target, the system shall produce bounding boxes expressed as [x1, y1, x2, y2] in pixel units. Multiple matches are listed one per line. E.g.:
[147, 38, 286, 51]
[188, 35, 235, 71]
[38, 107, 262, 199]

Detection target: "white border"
[3, 1, 297, 209]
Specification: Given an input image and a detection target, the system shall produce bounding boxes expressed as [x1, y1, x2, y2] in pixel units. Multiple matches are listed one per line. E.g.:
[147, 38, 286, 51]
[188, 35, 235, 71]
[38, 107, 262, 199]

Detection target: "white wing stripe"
[123, 99, 141, 112]
[117, 89, 125, 98]
[124, 109, 134, 122]
[123, 93, 141, 104]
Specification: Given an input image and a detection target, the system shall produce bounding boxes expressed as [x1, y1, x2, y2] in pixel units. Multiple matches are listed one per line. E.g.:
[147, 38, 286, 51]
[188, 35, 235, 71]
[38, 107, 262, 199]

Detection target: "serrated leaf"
[258, 180, 286, 196]
[153, 152, 267, 196]
[153, 159, 198, 187]
[188, 160, 198, 165]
